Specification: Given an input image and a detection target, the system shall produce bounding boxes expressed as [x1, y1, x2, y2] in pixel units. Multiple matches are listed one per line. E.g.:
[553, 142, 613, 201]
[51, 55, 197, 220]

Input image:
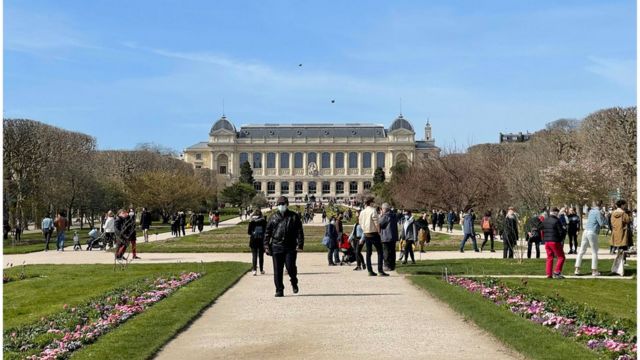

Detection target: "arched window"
[349, 181, 358, 194]
[266, 152, 276, 168]
[294, 152, 303, 168]
[322, 181, 330, 194]
[376, 152, 386, 168]
[280, 181, 290, 194]
[364, 181, 372, 190]
[267, 181, 276, 194]
[294, 181, 303, 194]
[239, 152, 249, 167]
[253, 152, 262, 168]
[280, 152, 290, 168]
[336, 181, 344, 194]
[217, 154, 228, 174]
[254, 182, 262, 191]
[321, 152, 331, 168]
[348, 152, 358, 169]
[335, 153, 345, 168]
[308, 152, 317, 166]
[308, 181, 317, 194]
[362, 152, 372, 168]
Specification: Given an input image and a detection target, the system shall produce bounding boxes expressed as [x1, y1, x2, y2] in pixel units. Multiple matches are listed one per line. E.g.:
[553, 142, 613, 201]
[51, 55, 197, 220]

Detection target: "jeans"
[481, 231, 494, 251]
[327, 247, 339, 265]
[365, 234, 384, 273]
[459, 233, 478, 251]
[44, 230, 53, 250]
[575, 230, 599, 270]
[403, 240, 415, 263]
[545, 242, 565, 276]
[503, 238, 515, 259]
[355, 241, 365, 268]
[272, 251, 298, 292]
[251, 247, 264, 271]
[448, 222, 454, 232]
[56, 231, 66, 250]
[527, 236, 541, 259]
[567, 230, 578, 252]
[382, 242, 396, 270]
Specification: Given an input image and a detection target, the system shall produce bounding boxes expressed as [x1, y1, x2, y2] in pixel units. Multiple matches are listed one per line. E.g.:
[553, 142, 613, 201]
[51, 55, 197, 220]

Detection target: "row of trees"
[375, 106, 637, 215]
[3, 119, 218, 230]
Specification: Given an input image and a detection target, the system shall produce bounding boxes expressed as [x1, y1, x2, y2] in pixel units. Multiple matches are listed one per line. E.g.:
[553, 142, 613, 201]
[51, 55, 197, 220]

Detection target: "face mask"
[129, 211, 134, 217]
[404, 215, 410, 220]
[330, 220, 335, 225]
[277, 205, 287, 213]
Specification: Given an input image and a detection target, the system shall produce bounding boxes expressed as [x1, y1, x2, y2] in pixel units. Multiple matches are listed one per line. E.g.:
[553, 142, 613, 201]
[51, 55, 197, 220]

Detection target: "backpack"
[481, 217, 491, 231]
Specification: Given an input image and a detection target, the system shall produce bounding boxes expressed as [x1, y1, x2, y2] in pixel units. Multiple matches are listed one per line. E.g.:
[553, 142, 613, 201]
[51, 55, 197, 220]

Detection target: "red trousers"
[545, 242, 565, 276]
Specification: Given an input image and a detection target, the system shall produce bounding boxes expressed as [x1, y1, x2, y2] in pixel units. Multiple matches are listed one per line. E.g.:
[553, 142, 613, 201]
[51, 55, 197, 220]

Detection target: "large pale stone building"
[183, 114, 439, 202]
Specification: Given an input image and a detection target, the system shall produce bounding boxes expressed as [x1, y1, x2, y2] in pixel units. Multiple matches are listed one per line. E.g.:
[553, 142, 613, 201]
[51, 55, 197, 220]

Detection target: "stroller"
[339, 233, 356, 265]
[86, 228, 106, 251]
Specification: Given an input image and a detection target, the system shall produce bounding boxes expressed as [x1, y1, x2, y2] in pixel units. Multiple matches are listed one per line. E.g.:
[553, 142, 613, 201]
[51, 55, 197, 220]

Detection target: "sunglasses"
[277, 202, 286, 205]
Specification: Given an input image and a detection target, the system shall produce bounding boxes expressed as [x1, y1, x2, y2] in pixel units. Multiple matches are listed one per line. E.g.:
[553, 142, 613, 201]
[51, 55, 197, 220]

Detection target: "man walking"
[543, 207, 567, 279]
[264, 196, 304, 297]
[459, 209, 479, 252]
[41, 213, 54, 251]
[359, 197, 389, 277]
[575, 200, 605, 276]
[379, 203, 398, 271]
[54, 212, 68, 251]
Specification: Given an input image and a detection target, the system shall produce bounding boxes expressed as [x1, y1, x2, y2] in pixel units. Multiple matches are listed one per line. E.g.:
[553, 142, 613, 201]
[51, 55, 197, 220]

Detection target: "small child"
[73, 231, 81, 251]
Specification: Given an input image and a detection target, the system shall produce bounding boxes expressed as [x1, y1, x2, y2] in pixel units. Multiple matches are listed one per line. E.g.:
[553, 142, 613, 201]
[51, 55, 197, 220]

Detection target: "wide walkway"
[154, 253, 522, 360]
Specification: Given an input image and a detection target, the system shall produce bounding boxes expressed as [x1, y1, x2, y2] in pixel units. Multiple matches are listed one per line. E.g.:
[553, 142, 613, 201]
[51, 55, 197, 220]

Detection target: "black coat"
[264, 210, 304, 254]
[503, 216, 519, 245]
[324, 223, 339, 249]
[115, 215, 136, 242]
[542, 214, 565, 243]
[247, 216, 267, 248]
[140, 211, 152, 229]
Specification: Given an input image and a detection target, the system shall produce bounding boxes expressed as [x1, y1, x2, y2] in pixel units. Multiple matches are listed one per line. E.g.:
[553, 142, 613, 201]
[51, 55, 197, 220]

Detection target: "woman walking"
[566, 207, 581, 254]
[503, 207, 519, 259]
[248, 209, 267, 275]
[350, 213, 366, 270]
[399, 210, 418, 264]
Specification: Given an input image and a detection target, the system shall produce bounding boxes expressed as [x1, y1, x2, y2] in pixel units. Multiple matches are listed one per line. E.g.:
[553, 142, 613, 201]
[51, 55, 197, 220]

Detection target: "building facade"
[183, 115, 439, 201]
[499, 132, 532, 143]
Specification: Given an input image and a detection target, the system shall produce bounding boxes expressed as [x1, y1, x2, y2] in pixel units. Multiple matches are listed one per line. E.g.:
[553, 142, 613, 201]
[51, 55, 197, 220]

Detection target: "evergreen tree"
[373, 167, 386, 185]
[239, 161, 254, 185]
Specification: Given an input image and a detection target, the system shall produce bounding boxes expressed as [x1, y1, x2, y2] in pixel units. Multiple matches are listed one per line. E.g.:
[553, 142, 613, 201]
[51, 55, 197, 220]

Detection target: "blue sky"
[4, 0, 636, 151]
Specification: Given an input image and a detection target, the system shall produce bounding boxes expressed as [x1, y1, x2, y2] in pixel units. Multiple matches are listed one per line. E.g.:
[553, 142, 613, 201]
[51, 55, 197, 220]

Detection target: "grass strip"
[410, 275, 600, 360]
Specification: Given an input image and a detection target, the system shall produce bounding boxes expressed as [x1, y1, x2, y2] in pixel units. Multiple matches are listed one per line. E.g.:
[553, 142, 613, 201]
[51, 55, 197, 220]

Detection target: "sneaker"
[490, 249, 495, 253]
[368, 272, 377, 276]
[275, 291, 284, 297]
[379, 272, 390, 277]
[292, 285, 299, 294]
[353, 267, 361, 271]
[260, 270, 265, 275]
[591, 271, 601, 277]
[252, 270, 257, 276]
[402, 261, 407, 265]
[574, 269, 581, 276]
[474, 249, 480, 253]
[459, 249, 464, 253]
[133, 256, 141, 259]
[552, 273, 565, 279]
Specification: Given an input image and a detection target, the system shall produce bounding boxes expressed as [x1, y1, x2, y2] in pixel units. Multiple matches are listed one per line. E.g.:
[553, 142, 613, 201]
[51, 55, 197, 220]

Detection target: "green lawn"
[397, 258, 637, 277]
[4, 262, 248, 360]
[410, 276, 600, 360]
[500, 278, 636, 323]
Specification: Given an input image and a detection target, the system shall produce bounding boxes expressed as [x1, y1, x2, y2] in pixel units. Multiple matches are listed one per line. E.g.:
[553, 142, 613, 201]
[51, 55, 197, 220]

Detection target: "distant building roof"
[499, 132, 532, 143]
[389, 115, 414, 132]
[185, 142, 209, 150]
[209, 116, 236, 135]
[237, 124, 387, 138]
[415, 140, 437, 149]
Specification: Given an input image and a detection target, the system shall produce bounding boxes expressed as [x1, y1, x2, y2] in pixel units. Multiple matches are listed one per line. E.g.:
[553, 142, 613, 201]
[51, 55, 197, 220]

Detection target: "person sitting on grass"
[542, 207, 567, 279]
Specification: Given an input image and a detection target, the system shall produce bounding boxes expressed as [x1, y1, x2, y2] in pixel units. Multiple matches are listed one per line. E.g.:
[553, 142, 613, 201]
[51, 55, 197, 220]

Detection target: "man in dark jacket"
[264, 196, 304, 297]
[248, 210, 267, 275]
[431, 210, 438, 231]
[542, 207, 567, 279]
[379, 203, 398, 271]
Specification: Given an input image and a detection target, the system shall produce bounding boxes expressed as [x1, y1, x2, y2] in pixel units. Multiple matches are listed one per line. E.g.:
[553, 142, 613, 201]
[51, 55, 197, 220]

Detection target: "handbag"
[322, 235, 331, 248]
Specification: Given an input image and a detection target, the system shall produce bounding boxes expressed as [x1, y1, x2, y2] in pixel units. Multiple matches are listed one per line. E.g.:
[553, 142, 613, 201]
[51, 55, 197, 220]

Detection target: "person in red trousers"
[541, 207, 567, 279]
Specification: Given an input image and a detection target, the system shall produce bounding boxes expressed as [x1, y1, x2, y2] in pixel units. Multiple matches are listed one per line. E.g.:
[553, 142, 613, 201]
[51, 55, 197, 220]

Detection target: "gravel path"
[154, 253, 523, 360]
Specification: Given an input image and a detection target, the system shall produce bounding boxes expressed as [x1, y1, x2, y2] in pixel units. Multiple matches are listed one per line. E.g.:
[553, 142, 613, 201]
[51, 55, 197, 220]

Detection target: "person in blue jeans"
[459, 208, 479, 252]
[54, 212, 68, 251]
[325, 216, 340, 265]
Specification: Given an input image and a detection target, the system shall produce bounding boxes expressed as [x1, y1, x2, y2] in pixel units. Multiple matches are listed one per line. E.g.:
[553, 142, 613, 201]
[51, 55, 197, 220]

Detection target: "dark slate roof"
[389, 115, 414, 132]
[209, 116, 236, 135]
[416, 140, 437, 149]
[237, 124, 387, 138]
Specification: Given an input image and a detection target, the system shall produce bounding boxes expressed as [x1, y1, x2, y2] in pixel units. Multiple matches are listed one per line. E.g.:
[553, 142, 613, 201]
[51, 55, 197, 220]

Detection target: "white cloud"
[585, 56, 636, 89]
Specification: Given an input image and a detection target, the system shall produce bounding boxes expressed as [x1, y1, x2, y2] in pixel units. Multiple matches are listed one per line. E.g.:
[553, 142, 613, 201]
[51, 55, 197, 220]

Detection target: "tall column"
[275, 180, 281, 196]
[358, 180, 364, 194]
[275, 152, 280, 176]
[262, 181, 267, 195]
[303, 181, 309, 195]
[289, 153, 294, 175]
[357, 152, 363, 175]
[302, 152, 308, 176]
[330, 181, 336, 198]
[331, 152, 335, 176]
[262, 152, 266, 174]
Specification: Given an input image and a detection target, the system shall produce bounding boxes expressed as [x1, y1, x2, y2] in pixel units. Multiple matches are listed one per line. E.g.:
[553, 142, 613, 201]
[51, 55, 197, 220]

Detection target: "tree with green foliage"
[251, 192, 269, 209]
[373, 167, 385, 185]
[239, 161, 254, 185]
[219, 182, 256, 207]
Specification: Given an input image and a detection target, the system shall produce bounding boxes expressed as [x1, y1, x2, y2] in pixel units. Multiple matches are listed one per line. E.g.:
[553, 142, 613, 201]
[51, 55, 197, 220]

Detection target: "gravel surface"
[154, 253, 523, 360]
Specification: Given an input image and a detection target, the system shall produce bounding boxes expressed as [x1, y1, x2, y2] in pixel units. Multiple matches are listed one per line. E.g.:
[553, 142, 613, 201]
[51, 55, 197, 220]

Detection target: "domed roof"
[209, 116, 236, 135]
[389, 114, 414, 132]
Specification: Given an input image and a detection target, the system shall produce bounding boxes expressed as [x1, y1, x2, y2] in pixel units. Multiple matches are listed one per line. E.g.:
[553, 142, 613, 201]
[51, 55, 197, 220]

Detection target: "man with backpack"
[480, 211, 495, 252]
[248, 209, 267, 276]
[264, 196, 304, 297]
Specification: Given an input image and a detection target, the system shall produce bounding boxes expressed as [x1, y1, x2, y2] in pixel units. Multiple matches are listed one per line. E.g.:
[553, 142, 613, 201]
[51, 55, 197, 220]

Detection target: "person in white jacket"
[103, 210, 116, 249]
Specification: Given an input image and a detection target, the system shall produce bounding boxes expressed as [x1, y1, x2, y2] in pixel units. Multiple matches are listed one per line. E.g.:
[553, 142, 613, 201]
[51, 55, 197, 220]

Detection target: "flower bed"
[447, 276, 636, 360]
[4, 272, 202, 360]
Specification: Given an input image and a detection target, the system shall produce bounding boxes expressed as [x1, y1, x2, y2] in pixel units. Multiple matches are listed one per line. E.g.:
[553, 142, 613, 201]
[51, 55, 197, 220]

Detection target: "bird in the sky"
[298, 64, 302, 67]
[331, 100, 335, 103]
